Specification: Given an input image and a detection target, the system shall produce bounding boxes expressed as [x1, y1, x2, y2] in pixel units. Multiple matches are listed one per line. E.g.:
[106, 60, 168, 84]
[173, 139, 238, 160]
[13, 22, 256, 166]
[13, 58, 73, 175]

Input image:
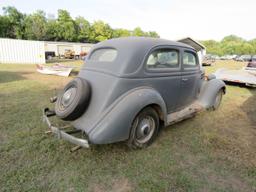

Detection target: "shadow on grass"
[241, 88, 256, 126]
[224, 81, 248, 88]
[222, 81, 256, 125]
[46, 59, 83, 64]
[0, 71, 27, 83]
[69, 70, 79, 77]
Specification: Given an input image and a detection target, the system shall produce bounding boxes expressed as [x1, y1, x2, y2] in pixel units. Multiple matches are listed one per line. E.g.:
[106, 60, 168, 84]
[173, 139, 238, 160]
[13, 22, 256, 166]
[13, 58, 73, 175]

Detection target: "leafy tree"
[201, 35, 256, 56]
[221, 35, 244, 43]
[249, 39, 256, 54]
[0, 15, 11, 37]
[200, 40, 223, 55]
[24, 10, 47, 40]
[132, 27, 145, 36]
[75, 16, 91, 42]
[131, 27, 159, 38]
[240, 43, 254, 55]
[148, 31, 159, 38]
[2, 6, 25, 39]
[45, 19, 58, 41]
[113, 28, 131, 38]
[90, 20, 113, 42]
[113, 28, 159, 38]
[56, 9, 77, 41]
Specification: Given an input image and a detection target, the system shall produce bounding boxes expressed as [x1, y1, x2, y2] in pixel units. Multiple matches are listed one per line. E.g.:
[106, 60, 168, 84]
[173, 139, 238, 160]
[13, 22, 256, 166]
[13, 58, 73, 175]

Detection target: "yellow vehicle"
[64, 49, 76, 59]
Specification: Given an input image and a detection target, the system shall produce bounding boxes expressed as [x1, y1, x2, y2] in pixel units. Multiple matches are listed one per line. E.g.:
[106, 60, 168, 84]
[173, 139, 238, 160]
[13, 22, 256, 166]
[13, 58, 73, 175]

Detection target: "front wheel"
[212, 89, 223, 110]
[127, 107, 159, 149]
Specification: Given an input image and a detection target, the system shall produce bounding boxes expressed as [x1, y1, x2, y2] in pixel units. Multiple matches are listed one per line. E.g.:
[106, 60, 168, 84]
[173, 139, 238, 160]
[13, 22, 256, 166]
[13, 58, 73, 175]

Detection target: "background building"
[0, 38, 45, 64]
[178, 37, 206, 65]
[0, 38, 94, 64]
[44, 41, 93, 58]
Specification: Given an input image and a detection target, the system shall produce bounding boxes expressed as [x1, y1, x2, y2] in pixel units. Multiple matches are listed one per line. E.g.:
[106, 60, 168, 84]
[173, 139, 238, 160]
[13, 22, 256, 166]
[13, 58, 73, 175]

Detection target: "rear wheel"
[127, 107, 159, 149]
[55, 77, 91, 121]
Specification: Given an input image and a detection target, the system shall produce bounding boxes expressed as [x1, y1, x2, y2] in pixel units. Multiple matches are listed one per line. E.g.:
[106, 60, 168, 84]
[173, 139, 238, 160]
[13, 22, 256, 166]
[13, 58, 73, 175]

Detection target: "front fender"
[88, 87, 167, 144]
[198, 79, 226, 108]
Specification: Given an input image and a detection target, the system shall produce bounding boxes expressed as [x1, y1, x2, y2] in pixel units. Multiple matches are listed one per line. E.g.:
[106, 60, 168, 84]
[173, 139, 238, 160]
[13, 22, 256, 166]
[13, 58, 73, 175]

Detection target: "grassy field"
[0, 60, 255, 192]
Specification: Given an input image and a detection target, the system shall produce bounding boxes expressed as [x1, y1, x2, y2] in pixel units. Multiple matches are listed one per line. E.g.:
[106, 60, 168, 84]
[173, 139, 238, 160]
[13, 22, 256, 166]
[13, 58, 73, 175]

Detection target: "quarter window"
[146, 49, 179, 69]
[183, 51, 198, 68]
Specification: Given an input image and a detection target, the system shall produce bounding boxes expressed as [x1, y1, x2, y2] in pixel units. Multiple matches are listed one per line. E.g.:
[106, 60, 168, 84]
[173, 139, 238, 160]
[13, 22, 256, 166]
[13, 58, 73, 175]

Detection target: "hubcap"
[135, 116, 155, 144]
[61, 87, 77, 108]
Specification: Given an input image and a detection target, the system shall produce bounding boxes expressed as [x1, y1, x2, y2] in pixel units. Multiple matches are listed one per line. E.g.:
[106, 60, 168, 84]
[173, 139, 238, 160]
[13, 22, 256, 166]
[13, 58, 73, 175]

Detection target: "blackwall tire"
[55, 77, 91, 121]
[212, 89, 223, 110]
[127, 107, 159, 149]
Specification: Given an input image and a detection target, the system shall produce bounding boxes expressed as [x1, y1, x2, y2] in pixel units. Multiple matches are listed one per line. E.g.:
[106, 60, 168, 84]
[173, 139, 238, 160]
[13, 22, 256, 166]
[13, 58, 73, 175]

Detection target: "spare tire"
[55, 77, 91, 121]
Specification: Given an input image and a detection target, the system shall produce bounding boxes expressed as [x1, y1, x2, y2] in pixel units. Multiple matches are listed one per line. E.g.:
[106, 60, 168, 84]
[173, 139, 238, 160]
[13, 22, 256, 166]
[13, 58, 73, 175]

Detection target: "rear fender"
[89, 87, 167, 144]
[198, 79, 226, 108]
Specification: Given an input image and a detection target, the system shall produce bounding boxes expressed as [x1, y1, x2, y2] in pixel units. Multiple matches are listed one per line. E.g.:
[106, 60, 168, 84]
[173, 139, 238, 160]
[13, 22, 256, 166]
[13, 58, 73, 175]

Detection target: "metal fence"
[0, 38, 45, 64]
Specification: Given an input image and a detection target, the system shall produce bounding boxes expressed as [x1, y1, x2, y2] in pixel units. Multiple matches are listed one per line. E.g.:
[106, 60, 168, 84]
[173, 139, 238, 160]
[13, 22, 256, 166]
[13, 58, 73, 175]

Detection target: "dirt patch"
[199, 167, 254, 192]
[90, 178, 133, 192]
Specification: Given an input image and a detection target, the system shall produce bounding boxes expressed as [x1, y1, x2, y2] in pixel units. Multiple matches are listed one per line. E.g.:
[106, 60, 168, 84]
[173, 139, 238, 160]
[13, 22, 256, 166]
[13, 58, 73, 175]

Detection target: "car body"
[202, 55, 215, 66]
[244, 59, 256, 75]
[220, 55, 237, 60]
[251, 55, 256, 62]
[220, 55, 229, 60]
[235, 55, 252, 62]
[211, 55, 220, 60]
[220, 55, 226, 60]
[235, 56, 243, 62]
[202, 59, 215, 66]
[43, 37, 226, 149]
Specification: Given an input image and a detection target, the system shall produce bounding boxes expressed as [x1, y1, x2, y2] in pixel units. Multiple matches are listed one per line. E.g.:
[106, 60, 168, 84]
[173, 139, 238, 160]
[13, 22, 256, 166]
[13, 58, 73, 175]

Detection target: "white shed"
[0, 38, 45, 64]
[178, 37, 206, 65]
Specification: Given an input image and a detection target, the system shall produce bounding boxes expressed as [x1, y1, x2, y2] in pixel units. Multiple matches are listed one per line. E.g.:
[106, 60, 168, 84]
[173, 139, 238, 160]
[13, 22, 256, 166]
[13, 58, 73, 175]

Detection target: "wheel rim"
[60, 87, 77, 109]
[135, 116, 156, 144]
[214, 91, 222, 109]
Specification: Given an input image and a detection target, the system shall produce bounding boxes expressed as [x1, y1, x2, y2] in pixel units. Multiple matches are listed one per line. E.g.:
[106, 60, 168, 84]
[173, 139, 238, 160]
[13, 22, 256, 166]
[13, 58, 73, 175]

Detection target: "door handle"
[182, 78, 188, 81]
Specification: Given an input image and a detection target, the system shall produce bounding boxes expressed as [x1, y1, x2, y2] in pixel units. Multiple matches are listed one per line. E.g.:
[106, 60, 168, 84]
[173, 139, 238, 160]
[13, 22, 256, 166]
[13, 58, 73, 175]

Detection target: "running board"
[167, 102, 203, 125]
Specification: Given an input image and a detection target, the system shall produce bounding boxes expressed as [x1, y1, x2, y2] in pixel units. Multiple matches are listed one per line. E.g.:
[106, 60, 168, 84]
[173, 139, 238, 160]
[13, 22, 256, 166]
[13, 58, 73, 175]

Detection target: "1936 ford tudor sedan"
[43, 37, 226, 149]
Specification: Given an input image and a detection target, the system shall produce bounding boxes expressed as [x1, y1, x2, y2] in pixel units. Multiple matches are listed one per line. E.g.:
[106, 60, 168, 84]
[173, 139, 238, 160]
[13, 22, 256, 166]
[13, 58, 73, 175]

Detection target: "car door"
[144, 46, 182, 113]
[177, 49, 201, 109]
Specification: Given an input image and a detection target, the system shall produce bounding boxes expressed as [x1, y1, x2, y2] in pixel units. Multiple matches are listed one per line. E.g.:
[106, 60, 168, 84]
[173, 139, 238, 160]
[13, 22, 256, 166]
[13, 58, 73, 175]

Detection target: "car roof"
[93, 37, 193, 50]
[85, 37, 195, 76]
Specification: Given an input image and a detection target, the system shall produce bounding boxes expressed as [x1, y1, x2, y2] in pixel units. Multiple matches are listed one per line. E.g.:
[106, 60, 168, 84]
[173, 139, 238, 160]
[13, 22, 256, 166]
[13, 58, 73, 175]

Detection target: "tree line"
[200, 35, 256, 56]
[1, 6, 255, 55]
[0, 6, 159, 43]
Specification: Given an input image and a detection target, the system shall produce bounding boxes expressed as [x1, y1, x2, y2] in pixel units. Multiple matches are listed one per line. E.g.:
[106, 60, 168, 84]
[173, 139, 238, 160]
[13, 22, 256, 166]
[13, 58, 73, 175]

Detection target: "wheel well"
[148, 104, 164, 122]
[221, 86, 226, 94]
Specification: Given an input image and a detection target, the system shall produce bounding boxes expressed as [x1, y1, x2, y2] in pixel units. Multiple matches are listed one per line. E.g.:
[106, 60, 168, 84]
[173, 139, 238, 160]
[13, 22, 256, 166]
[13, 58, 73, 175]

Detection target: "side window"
[183, 51, 198, 68]
[146, 49, 179, 69]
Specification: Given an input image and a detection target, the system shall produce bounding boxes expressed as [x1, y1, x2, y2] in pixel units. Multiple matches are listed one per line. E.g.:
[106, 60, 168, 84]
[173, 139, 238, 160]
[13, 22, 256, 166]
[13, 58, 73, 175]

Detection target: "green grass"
[0, 60, 255, 192]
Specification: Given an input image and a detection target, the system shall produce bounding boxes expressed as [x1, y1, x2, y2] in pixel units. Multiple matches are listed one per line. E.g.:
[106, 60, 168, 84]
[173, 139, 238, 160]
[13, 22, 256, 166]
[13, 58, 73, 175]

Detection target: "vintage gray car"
[43, 37, 226, 149]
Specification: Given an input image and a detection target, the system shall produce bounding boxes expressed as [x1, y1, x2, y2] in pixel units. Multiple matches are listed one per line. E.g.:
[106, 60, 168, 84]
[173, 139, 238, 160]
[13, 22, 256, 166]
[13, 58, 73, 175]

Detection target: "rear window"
[89, 48, 117, 62]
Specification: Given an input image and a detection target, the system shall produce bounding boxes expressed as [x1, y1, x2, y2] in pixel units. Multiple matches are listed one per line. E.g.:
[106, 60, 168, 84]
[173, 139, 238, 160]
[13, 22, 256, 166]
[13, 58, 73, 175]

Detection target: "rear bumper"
[42, 108, 89, 148]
